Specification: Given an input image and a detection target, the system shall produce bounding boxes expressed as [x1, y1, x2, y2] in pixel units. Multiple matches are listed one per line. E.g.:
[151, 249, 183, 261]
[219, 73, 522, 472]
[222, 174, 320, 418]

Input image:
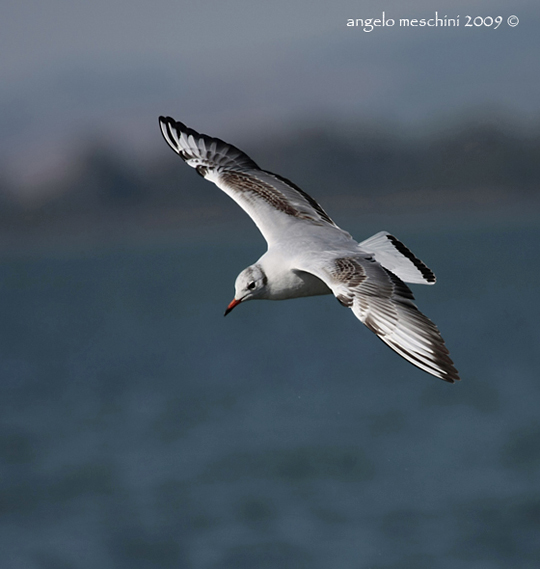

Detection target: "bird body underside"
[259, 261, 333, 301]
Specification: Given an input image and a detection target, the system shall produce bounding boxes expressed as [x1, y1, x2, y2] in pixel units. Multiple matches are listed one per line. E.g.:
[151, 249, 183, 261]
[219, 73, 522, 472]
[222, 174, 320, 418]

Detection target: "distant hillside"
[1, 119, 539, 240]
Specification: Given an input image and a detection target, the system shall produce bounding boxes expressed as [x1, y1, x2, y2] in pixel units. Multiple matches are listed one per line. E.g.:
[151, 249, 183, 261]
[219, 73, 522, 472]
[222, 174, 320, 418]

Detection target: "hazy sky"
[2, 0, 536, 74]
[1, 0, 539, 184]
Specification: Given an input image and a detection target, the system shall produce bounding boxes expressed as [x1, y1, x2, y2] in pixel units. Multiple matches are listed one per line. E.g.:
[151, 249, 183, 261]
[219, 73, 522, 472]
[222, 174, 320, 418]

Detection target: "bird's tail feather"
[359, 231, 436, 285]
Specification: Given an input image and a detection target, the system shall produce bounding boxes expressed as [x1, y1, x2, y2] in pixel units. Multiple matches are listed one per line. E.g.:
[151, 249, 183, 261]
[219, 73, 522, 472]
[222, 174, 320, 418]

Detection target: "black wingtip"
[444, 369, 461, 383]
[158, 116, 188, 157]
[159, 115, 184, 128]
[158, 117, 261, 172]
[158, 115, 173, 128]
[436, 359, 461, 383]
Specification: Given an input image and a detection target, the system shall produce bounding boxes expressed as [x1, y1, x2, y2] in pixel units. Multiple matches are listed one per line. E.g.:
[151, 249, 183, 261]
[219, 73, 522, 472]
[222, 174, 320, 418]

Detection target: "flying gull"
[159, 116, 460, 382]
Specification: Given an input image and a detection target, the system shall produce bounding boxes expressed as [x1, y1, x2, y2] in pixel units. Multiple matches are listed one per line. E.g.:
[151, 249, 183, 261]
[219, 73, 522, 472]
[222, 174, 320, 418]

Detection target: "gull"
[159, 116, 460, 382]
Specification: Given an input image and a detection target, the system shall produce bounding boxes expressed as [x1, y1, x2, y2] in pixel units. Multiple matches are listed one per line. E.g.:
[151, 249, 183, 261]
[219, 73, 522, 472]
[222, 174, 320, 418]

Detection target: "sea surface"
[0, 214, 539, 568]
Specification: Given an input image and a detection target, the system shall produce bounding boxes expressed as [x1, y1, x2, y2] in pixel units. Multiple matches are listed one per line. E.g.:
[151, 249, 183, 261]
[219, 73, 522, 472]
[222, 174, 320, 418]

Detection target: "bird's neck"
[258, 252, 331, 300]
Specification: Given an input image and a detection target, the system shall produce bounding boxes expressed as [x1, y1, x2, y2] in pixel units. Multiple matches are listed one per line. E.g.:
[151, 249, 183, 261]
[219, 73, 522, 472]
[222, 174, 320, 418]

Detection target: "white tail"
[359, 231, 436, 285]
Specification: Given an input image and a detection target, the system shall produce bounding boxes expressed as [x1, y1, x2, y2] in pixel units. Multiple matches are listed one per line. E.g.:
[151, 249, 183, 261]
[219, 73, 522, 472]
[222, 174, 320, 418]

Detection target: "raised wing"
[159, 116, 339, 245]
[297, 254, 459, 382]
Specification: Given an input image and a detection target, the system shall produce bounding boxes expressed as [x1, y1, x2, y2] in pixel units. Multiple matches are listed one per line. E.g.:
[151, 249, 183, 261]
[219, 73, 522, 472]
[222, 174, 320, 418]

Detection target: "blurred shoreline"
[1, 117, 539, 255]
[0, 192, 538, 259]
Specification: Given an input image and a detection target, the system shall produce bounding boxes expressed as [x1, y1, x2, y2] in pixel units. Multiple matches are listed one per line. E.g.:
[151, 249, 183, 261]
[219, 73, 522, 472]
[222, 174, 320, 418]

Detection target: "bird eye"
[247, 281, 256, 290]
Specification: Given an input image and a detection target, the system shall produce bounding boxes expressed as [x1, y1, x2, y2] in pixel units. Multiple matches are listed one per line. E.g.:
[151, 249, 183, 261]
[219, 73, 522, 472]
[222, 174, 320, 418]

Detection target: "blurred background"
[1, 1, 539, 568]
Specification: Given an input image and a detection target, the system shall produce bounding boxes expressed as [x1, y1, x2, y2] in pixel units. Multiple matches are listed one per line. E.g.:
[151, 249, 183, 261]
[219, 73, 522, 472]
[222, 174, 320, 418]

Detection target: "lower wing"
[296, 254, 460, 382]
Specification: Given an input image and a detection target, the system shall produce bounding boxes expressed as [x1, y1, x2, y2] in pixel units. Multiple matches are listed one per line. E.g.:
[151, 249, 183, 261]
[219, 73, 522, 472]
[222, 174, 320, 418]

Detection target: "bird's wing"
[295, 254, 459, 382]
[159, 116, 342, 245]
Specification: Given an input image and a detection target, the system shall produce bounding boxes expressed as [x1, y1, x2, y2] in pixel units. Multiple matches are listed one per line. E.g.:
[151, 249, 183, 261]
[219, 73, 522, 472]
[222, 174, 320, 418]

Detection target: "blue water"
[0, 217, 539, 568]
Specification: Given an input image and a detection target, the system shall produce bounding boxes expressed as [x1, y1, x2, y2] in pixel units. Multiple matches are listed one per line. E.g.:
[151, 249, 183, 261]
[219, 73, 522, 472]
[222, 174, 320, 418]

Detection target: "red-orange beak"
[224, 298, 242, 316]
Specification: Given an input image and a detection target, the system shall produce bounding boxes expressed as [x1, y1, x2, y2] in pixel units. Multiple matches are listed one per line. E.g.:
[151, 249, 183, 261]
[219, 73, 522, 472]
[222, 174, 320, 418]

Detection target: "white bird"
[159, 116, 460, 382]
